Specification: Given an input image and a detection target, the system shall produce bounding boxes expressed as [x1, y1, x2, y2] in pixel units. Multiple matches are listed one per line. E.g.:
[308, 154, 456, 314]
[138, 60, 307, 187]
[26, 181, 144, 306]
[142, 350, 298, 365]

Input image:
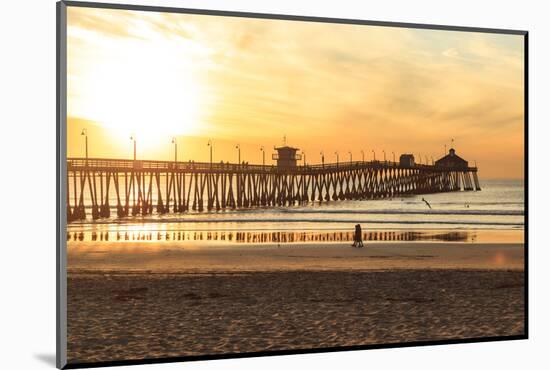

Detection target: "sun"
[69, 31, 205, 148]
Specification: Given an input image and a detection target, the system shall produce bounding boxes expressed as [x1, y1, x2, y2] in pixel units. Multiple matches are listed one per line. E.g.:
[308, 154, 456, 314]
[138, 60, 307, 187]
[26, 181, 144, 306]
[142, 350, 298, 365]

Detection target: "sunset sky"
[66, 6, 525, 179]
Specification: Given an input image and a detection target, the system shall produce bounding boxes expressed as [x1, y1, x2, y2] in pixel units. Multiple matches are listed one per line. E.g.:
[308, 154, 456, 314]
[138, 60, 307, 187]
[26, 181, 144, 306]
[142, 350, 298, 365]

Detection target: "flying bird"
[421, 197, 432, 209]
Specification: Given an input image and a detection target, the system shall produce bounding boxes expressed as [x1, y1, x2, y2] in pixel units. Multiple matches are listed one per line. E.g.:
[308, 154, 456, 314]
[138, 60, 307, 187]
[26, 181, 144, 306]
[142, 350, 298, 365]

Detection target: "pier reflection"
[67, 229, 473, 243]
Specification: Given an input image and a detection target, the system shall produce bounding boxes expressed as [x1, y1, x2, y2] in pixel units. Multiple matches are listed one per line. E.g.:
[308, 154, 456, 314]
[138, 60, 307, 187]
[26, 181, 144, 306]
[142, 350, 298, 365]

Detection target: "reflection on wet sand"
[67, 229, 478, 243]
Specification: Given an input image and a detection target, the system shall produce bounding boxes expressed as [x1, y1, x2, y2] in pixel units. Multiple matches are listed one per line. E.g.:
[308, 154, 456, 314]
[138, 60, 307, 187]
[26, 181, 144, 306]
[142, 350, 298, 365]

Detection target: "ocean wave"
[74, 218, 524, 227]
[277, 209, 524, 216]
[81, 205, 524, 217]
[404, 201, 522, 205]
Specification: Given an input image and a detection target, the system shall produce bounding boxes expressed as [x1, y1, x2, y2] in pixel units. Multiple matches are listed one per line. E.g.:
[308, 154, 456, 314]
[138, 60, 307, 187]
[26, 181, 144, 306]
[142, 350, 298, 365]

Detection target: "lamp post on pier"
[320, 151, 325, 167]
[130, 134, 136, 161]
[348, 151, 352, 163]
[236, 144, 241, 165]
[260, 146, 265, 166]
[382, 150, 386, 162]
[303, 152, 306, 166]
[361, 150, 365, 162]
[335, 151, 339, 166]
[207, 140, 213, 168]
[81, 128, 88, 163]
[372, 150, 376, 161]
[171, 137, 177, 163]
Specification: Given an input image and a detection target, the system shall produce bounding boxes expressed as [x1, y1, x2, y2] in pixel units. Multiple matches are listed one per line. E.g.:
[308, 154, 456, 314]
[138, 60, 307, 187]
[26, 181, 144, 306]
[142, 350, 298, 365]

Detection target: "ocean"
[67, 179, 524, 244]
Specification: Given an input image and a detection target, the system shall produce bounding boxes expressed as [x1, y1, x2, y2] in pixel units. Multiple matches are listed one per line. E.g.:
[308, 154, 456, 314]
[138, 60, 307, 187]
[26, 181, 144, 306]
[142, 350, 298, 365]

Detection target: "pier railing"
[67, 157, 478, 173]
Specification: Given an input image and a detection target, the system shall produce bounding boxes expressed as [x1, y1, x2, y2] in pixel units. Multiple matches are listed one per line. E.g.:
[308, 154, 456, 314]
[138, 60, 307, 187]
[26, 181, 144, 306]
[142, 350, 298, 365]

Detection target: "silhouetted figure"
[422, 197, 432, 209]
[352, 224, 364, 248]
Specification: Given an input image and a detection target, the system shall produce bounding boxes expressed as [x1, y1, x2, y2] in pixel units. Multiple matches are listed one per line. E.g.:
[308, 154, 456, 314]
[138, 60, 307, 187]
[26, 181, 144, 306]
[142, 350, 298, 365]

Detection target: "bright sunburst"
[68, 24, 205, 147]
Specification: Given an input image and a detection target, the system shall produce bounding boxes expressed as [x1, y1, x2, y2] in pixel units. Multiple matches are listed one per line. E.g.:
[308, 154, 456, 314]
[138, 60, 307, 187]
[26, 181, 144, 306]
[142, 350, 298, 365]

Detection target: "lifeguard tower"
[272, 145, 302, 168]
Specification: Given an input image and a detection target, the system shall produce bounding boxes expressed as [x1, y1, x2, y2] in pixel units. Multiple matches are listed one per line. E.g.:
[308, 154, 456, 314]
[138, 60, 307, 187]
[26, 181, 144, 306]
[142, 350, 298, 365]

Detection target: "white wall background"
[0, 0, 547, 369]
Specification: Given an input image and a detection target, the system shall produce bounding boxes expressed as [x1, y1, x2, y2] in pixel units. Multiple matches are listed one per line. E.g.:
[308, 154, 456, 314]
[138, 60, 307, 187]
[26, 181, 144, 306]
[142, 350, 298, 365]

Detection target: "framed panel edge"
[56, 2, 529, 368]
[57, 1, 68, 368]
[62, 0, 527, 35]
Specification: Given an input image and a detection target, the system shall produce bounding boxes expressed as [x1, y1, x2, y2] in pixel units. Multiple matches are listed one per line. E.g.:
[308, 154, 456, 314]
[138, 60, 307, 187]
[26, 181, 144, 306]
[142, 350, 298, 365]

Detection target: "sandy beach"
[66, 241, 525, 364]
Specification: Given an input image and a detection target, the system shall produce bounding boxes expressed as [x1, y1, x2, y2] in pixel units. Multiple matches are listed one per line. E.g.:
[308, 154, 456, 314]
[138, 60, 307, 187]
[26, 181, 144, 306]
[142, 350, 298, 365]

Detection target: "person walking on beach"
[352, 224, 364, 248]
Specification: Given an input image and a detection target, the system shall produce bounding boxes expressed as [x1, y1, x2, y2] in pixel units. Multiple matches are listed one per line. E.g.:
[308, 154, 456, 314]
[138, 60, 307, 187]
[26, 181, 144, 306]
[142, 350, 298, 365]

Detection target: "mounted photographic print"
[56, 1, 528, 368]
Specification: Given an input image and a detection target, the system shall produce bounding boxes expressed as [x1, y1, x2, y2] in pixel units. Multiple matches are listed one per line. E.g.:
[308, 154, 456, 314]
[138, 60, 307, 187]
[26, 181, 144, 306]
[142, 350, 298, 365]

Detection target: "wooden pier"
[66, 157, 481, 222]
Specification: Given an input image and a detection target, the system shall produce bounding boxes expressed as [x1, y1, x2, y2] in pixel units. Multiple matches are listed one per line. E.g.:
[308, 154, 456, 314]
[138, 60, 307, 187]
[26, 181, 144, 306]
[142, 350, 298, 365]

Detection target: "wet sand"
[67, 242, 525, 365]
[68, 242, 524, 272]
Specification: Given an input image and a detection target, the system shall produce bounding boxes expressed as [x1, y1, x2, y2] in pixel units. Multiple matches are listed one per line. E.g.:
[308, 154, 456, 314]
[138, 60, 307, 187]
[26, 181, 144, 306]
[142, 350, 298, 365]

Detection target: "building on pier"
[435, 148, 469, 168]
[399, 154, 415, 167]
